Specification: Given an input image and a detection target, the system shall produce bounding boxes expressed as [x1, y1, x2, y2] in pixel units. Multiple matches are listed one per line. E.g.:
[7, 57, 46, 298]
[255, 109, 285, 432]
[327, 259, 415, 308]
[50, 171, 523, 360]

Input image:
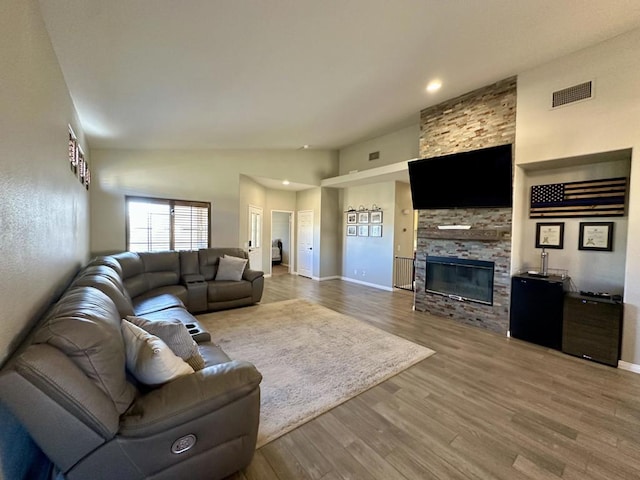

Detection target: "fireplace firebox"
[426, 256, 495, 305]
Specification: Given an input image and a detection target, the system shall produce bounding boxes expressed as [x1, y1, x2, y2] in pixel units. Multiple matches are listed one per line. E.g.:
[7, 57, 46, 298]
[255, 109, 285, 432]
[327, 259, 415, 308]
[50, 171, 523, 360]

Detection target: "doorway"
[270, 210, 293, 276]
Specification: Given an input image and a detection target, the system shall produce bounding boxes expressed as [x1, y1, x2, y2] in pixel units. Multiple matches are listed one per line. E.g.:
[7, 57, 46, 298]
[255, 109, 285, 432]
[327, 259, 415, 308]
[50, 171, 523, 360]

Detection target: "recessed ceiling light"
[426, 80, 442, 93]
[282, 180, 290, 185]
[302, 144, 310, 149]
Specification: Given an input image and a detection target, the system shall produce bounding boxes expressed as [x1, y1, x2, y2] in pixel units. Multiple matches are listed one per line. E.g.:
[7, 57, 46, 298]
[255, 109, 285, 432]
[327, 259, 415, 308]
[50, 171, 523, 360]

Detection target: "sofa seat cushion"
[133, 291, 186, 316]
[33, 286, 136, 414]
[198, 343, 232, 366]
[207, 280, 253, 303]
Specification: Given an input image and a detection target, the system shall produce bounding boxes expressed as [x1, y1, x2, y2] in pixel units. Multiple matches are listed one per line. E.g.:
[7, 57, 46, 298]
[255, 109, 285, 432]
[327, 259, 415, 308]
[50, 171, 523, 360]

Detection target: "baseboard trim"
[618, 361, 640, 374]
[340, 276, 393, 292]
[318, 276, 340, 282]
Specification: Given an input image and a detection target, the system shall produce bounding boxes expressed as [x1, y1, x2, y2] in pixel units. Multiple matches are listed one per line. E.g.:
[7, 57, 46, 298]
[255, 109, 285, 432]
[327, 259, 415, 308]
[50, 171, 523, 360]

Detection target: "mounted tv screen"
[408, 144, 513, 209]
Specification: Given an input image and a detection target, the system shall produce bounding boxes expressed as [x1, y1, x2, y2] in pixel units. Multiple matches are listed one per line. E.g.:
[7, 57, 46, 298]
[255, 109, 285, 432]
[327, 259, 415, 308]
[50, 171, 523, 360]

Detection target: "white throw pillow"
[121, 319, 194, 386]
[215, 254, 248, 281]
[126, 315, 205, 371]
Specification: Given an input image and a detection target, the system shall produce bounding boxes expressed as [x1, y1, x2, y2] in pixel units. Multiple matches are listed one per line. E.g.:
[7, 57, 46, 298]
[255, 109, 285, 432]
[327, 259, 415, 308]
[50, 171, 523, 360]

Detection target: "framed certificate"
[579, 222, 614, 251]
[535, 222, 564, 249]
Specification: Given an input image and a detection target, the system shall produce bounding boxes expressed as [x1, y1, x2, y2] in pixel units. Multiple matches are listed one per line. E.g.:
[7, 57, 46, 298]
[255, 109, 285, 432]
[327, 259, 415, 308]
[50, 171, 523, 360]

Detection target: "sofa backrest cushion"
[111, 252, 149, 298]
[33, 286, 137, 414]
[73, 266, 134, 317]
[87, 256, 124, 277]
[198, 248, 249, 281]
[179, 250, 200, 276]
[139, 251, 180, 290]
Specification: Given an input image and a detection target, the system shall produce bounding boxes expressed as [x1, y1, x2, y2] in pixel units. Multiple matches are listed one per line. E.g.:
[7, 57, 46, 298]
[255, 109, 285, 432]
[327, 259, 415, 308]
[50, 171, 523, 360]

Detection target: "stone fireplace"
[414, 77, 516, 334]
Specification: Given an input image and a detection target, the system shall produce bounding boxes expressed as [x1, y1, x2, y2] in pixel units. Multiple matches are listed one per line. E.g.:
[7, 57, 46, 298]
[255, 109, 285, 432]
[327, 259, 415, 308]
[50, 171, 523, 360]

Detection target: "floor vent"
[552, 81, 593, 108]
[368, 151, 380, 161]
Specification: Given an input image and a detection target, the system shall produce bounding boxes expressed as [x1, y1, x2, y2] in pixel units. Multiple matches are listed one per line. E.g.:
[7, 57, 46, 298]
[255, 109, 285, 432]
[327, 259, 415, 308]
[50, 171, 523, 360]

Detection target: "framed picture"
[370, 211, 383, 224]
[358, 212, 369, 224]
[358, 225, 369, 237]
[346, 225, 357, 236]
[370, 225, 382, 237]
[579, 222, 614, 251]
[346, 212, 357, 224]
[535, 222, 564, 249]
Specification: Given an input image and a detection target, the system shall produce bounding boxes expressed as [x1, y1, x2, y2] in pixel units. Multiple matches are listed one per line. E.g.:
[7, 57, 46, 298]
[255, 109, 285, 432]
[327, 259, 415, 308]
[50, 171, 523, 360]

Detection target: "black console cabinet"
[562, 293, 623, 367]
[510, 274, 568, 350]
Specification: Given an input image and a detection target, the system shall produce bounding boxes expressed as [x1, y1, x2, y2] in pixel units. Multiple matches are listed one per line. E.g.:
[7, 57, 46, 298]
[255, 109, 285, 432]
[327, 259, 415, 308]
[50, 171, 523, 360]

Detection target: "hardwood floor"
[227, 275, 640, 480]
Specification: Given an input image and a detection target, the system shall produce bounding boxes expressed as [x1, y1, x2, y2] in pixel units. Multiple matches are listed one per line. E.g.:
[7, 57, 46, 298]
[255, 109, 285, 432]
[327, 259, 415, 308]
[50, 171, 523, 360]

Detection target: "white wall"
[0, 0, 90, 364]
[394, 181, 415, 258]
[338, 123, 419, 175]
[518, 158, 630, 293]
[320, 187, 341, 279]
[342, 182, 396, 289]
[90, 149, 338, 255]
[514, 27, 640, 365]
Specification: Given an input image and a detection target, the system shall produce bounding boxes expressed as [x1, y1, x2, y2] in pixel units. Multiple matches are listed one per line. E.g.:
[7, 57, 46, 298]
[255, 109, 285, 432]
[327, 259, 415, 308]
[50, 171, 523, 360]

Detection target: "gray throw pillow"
[215, 254, 248, 282]
[126, 316, 205, 371]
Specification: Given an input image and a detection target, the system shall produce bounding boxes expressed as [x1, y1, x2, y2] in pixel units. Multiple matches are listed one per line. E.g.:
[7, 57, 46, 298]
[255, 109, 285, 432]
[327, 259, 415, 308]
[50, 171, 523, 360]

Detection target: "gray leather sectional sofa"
[0, 248, 265, 480]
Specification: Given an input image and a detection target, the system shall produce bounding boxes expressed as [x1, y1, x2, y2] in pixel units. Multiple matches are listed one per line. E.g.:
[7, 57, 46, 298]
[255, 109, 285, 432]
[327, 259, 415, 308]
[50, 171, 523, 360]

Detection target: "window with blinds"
[126, 196, 211, 252]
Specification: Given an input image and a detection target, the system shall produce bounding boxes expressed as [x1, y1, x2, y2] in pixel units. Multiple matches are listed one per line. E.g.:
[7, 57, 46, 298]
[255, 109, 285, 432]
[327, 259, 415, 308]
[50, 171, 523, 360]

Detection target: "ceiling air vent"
[552, 81, 593, 108]
[369, 151, 380, 161]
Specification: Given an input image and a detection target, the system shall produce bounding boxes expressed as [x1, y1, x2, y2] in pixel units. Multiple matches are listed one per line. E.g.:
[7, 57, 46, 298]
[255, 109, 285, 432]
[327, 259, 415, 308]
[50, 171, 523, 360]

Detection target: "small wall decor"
[358, 225, 369, 237]
[68, 124, 90, 191]
[535, 222, 564, 249]
[346, 225, 357, 236]
[347, 212, 357, 224]
[370, 211, 383, 224]
[370, 225, 382, 237]
[358, 212, 369, 224]
[529, 177, 627, 218]
[579, 222, 614, 251]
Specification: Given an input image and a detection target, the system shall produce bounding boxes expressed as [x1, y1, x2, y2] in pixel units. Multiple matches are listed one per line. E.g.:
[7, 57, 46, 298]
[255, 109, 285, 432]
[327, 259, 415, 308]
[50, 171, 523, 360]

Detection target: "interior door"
[248, 205, 263, 271]
[297, 210, 313, 278]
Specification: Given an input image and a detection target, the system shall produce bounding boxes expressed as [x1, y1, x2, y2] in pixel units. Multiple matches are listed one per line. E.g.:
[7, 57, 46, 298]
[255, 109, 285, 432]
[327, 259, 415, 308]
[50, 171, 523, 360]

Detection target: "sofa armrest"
[243, 268, 263, 282]
[181, 273, 205, 284]
[119, 360, 262, 437]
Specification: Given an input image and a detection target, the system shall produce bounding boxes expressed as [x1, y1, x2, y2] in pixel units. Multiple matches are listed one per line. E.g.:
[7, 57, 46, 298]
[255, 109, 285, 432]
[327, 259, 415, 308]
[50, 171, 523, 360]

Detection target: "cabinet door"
[510, 277, 564, 349]
[562, 297, 622, 366]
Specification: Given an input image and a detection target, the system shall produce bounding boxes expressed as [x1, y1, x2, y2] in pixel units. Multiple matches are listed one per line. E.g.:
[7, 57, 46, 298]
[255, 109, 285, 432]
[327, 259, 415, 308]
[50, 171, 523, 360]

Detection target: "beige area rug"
[197, 299, 435, 448]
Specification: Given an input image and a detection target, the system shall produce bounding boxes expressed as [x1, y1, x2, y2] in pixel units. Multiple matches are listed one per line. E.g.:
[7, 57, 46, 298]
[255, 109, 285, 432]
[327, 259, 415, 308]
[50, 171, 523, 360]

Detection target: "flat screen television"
[408, 144, 513, 209]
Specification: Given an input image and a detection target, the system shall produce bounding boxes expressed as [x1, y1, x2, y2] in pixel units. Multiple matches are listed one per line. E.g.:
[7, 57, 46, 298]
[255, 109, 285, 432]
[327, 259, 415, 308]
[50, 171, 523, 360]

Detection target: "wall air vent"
[368, 151, 380, 161]
[552, 81, 593, 108]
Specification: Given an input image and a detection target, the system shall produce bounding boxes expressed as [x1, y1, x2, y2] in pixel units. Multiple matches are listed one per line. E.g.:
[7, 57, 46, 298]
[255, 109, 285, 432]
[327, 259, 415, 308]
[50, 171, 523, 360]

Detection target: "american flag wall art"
[529, 177, 627, 218]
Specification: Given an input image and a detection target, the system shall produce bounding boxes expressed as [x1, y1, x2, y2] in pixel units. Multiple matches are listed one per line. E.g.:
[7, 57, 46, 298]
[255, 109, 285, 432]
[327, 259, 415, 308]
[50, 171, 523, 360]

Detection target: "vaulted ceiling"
[39, 0, 640, 150]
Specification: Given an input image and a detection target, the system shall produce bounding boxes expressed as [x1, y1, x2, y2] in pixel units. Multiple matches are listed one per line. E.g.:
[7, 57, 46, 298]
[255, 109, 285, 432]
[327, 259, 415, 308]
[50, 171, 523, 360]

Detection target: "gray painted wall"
[342, 182, 396, 289]
[0, 0, 90, 364]
[338, 123, 419, 175]
[90, 149, 338, 255]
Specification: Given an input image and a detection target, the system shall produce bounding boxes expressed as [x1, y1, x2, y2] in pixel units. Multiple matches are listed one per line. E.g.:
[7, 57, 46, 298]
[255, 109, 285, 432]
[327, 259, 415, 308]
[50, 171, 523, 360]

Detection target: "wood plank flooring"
[226, 275, 640, 480]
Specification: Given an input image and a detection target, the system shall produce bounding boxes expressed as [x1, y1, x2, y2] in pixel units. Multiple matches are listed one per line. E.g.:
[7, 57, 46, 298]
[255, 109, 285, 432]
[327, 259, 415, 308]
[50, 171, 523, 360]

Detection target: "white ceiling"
[39, 0, 640, 151]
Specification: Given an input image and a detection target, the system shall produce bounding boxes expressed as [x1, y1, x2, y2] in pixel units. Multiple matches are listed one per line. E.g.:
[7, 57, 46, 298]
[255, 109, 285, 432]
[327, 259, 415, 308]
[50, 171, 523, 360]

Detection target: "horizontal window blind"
[126, 196, 210, 252]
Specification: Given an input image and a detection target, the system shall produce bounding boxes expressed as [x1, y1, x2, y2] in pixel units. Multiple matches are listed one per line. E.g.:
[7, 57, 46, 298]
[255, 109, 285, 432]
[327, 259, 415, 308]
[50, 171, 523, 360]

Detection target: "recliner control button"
[171, 434, 197, 454]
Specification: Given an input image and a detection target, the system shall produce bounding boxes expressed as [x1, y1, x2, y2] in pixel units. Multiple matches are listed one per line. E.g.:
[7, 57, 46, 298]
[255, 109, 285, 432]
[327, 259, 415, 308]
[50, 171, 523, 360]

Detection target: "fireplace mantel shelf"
[422, 228, 511, 241]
